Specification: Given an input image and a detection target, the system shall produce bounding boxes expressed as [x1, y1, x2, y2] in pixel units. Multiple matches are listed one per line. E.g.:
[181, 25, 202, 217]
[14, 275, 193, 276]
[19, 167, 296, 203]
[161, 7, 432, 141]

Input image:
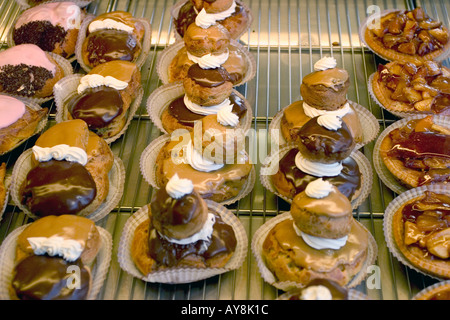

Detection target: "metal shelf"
[0, 0, 448, 300]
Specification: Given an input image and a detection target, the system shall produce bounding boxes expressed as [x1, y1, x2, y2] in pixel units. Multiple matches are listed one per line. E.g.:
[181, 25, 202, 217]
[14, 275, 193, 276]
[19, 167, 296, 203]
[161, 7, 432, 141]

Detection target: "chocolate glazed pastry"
[21, 160, 97, 217]
[11, 255, 90, 300]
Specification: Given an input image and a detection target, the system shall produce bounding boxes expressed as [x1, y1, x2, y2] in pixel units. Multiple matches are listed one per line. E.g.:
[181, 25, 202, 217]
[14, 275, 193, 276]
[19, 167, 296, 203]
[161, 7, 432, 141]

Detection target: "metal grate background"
[0, 0, 449, 300]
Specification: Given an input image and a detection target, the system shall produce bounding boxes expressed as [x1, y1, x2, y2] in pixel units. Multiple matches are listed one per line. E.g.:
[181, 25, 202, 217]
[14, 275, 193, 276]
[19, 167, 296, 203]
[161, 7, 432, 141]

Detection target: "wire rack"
[0, 0, 449, 300]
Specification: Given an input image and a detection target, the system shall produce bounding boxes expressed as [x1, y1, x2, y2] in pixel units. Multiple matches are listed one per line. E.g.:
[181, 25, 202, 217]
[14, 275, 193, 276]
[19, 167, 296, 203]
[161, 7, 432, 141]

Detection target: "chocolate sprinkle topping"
[0, 64, 53, 97]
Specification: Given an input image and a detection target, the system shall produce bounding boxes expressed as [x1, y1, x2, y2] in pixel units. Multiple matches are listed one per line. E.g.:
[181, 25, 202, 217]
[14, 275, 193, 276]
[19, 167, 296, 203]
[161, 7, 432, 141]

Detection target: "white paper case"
[260, 143, 373, 209]
[0, 224, 112, 300]
[156, 40, 256, 87]
[146, 81, 253, 134]
[75, 14, 152, 73]
[383, 184, 450, 281]
[117, 200, 248, 284]
[412, 280, 450, 300]
[53, 73, 144, 144]
[373, 114, 450, 194]
[9, 149, 126, 222]
[269, 100, 379, 150]
[140, 134, 256, 206]
[251, 212, 378, 292]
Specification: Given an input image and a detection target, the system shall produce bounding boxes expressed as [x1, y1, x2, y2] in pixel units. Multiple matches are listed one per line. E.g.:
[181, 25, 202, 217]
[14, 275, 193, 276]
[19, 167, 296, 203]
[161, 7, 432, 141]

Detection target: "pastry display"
[12, 2, 86, 58]
[260, 179, 371, 287]
[80, 11, 147, 69]
[173, 0, 251, 39]
[0, 95, 47, 154]
[0, 44, 65, 99]
[65, 60, 142, 139]
[379, 115, 450, 189]
[10, 215, 101, 300]
[371, 60, 450, 116]
[279, 57, 364, 145]
[362, 7, 450, 64]
[131, 174, 237, 274]
[19, 119, 114, 218]
[413, 281, 450, 300]
[391, 191, 449, 279]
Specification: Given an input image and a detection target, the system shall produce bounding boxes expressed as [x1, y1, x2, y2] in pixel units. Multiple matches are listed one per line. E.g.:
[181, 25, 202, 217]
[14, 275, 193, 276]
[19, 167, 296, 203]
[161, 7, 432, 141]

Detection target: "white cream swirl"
[217, 103, 239, 127]
[184, 139, 224, 172]
[88, 18, 134, 33]
[317, 114, 342, 131]
[195, 0, 237, 28]
[314, 56, 337, 71]
[78, 74, 128, 94]
[165, 173, 194, 199]
[187, 50, 229, 69]
[293, 223, 348, 250]
[32, 144, 88, 166]
[305, 178, 333, 199]
[184, 95, 232, 116]
[302, 101, 351, 118]
[300, 286, 333, 300]
[295, 152, 343, 177]
[27, 236, 84, 262]
[158, 213, 216, 247]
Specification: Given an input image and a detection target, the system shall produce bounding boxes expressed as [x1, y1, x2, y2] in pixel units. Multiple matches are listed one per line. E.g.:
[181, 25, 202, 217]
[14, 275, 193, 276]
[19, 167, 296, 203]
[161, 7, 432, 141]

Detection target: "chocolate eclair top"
[12, 255, 90, 300]
[302, 68, 349, 91]
[21, 159, 97, 217]
[187, 63, 232, 87]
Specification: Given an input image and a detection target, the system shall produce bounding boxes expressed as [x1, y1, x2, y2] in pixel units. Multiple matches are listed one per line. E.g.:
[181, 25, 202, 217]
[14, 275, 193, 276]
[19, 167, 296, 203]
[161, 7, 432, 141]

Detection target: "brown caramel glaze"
[148, 213, 236, 267]
[12, 255, 90, 300]
[277, 148, 361, 199]
[429, 290, 450, 300]
[288, 279, 348, 300]
[21, 160, 97, 217]
[84, 29, 138, 66]
[168, 92, 247, 127]
[388, 131, 450, 160]
[68, 86, 123, 130]
[187, 63, 232, 87]
[302, 68, 349, 91]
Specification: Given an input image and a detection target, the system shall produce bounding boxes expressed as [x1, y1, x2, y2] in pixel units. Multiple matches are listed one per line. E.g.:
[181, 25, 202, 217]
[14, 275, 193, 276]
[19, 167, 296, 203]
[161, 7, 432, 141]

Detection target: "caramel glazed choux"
[20, 119, 114, 218]
[131, 174, 237, 274]
[262, 178, 370, 287]
[10, 215, 102, 300]
[281, 56, 363, 145]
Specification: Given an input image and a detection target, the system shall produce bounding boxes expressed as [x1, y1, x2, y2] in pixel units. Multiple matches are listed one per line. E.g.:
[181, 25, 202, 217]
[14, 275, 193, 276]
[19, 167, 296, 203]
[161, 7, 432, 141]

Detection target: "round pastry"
[363, 8, 449, 64]
[184, 22, 230, 57]
[0, 44, 65, 99]
[271, 147, 361, 201]
[297, 114, 355, 164]
[20, 119, 114, 218]
[174, 0, 250, 39]
[262, 180, 369, 286]
[0, 95, 47, 154]
[279, 279, 349, 300]
[12, 2, 86, 58]
[66, 60, 141, 139]
[392, 191, 449, 279]
[371, 60, 450, 115]
[131, 175, 237, 274]
[380, 115, 450, 188]
[81, 11, 146, 68]
[414, 281, 450, 300]
[300, 57, 350, 111]
[155, 134, 252, 203]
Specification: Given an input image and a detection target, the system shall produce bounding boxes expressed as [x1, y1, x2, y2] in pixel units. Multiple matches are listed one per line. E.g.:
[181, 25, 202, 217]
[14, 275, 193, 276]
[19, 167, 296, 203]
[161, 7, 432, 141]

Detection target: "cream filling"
[77, 74, 128, 94]
[195, 0, 237, 28]
[32, 144, 88, 166]
[187, 50, 229, 69]
[165, 173, 194, 199]
[294, 152, 343, 177]
[302, 101, 350, 118]
[88, 18, 134, 33]
[293, 222, 348, 250]
[27, 236, 83, 262]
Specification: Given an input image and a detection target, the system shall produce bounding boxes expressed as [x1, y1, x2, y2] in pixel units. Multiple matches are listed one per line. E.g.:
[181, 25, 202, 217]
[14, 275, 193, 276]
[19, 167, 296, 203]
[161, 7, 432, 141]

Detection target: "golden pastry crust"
[184, 23, 230, 56]
[36, 53, 65, 99]
[0, 163, 6, 212]
[0, 106, 47, 154]
[183, 74, 233, 106]
[414, 282, 450, 300]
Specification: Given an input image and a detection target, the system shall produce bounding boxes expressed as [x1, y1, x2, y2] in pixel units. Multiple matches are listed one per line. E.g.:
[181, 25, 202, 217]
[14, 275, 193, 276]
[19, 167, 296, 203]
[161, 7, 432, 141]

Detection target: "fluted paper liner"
[373, 114, 450, 194]
[117, 200, 248, 284]
[412, 280, 450, 300]
[171, 0, 253, 41]
[14, 0, 94, 10]
[146, 81, 253, 134]
[260, 143, 373, 209]
[277, 288, 371, 300]
[75, 14, 152, 73]
[383, 184, 450, 281]
[9, 149, 125, 222]
[0, 224, 112, 300]
[53, 74, 144, 144]
[156, 39, 256, 86]
[0, 175, 9, 223]
[140, 134, 256, 206]
[251, 212, 378, 292]
[359, 9, 450, 64]
[269, 100, 379, 150]
[0, 96, 49, 156]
